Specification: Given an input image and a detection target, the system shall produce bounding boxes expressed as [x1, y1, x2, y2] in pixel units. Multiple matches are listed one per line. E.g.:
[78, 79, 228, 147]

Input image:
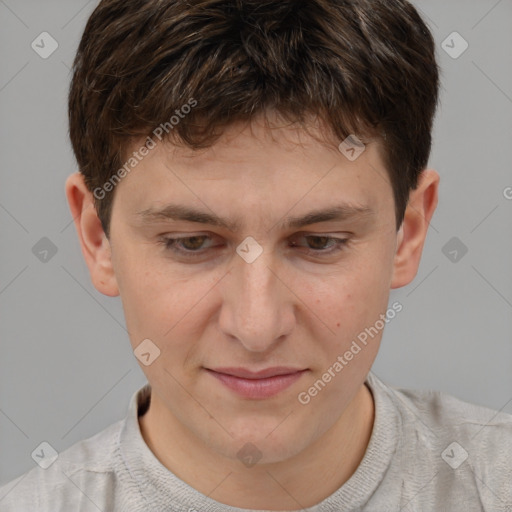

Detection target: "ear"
[391, 169, 439, 289]
[64, 172, 120, 297]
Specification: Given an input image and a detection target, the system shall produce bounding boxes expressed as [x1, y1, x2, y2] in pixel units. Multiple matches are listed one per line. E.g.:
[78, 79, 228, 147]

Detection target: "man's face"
[108, 115, 399, 463]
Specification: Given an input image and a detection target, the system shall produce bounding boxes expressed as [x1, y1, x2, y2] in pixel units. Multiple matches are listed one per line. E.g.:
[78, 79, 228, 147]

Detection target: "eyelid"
[159, 232, 350, 245]
[158, 232, 351, 260]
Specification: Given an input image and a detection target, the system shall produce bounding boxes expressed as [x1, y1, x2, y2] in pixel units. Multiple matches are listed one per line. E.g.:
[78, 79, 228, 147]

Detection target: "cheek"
[308, 255, 393, 365]
[123, 277, 188, 337]
[118, 257, 224, 361]
[113, 250, 183, 339]
[315, 262, 390, 328]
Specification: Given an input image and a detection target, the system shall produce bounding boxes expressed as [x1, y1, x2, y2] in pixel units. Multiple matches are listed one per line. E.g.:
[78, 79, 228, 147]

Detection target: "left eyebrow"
[282, 204, 375, 230]
[135, 202, 375, 232]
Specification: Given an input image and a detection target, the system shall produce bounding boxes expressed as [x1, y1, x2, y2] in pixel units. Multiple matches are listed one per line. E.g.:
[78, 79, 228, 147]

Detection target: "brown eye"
[305, 236, 334, 250]
[161, 235, 215, 256]
[179, 236, 208, 250]
[290, 235, 349, 256]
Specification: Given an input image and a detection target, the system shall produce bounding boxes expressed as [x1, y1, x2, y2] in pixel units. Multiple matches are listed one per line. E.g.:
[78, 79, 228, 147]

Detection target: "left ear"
[391, 169, 439, 289]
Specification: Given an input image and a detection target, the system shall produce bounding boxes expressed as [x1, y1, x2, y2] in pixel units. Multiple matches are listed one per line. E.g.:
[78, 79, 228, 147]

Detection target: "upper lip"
[207, 367, 307, 379]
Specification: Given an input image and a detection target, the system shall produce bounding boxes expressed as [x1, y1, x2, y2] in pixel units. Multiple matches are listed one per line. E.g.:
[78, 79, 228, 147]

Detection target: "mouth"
[204, 367, 309, 399]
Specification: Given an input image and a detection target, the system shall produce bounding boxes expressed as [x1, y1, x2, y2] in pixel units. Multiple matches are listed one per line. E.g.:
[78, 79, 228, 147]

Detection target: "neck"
[139, 382, 375, 510]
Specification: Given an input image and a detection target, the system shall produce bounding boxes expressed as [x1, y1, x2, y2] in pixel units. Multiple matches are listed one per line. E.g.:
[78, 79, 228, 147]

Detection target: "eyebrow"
[135, 203, 375, 232]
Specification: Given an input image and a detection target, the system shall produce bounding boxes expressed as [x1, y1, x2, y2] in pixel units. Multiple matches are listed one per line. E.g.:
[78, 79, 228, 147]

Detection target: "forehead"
[115, 115, 393, 227]
[156, 113, 376, 166]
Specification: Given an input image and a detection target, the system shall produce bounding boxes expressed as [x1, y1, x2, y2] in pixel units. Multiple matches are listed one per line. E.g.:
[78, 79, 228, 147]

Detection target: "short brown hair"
[68, 0, 440, 238]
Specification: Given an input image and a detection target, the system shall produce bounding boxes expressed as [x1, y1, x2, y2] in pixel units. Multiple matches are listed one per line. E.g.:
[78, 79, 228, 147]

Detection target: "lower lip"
[206, 369, 307, 399]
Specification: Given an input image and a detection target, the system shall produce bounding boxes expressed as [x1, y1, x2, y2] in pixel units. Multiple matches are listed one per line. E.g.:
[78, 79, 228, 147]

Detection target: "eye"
[160, 234, 215, 256]
[158, 233, 350, 261]
[290, 235, 349, 255]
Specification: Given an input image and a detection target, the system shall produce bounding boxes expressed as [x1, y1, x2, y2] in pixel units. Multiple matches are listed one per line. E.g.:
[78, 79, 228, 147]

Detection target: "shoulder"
[0, 418, 123, 512]
[367, 373, 512, 510]
[392, 380, 512, 448]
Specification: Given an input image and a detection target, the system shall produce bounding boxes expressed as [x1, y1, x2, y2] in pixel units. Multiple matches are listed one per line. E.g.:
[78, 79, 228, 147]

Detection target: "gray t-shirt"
[1, 372, 511, 511]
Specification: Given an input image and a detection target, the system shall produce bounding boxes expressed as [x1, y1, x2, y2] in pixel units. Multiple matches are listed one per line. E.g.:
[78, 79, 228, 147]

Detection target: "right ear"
[64, 172, 119, 297]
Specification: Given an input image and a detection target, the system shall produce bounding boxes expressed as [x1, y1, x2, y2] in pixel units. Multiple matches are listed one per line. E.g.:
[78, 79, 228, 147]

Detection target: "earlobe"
[65, 172, 120, 297]
[391, 169, 439, 289]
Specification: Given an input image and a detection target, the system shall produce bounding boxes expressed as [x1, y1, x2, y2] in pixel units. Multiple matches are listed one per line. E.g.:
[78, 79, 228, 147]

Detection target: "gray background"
[1, 0, 511, 486]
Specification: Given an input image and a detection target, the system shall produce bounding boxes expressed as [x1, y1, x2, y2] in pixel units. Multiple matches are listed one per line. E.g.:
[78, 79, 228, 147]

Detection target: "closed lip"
[206, 367, 308, 379]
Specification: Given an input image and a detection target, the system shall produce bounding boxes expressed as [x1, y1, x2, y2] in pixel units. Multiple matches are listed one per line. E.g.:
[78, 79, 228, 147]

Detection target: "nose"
[217, 248, 295, 353]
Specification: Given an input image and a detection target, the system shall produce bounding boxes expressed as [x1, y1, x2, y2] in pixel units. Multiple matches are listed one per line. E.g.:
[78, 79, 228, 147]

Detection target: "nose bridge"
[240, 249, 276, 312]
[219, 245, 292, 351]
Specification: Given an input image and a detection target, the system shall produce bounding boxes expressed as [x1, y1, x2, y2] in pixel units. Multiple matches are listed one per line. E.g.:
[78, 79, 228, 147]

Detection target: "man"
[1, 0, 511, 510]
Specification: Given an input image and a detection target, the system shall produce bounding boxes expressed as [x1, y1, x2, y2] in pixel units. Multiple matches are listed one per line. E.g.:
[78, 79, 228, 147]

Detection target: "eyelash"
[158, 234, 349, 259]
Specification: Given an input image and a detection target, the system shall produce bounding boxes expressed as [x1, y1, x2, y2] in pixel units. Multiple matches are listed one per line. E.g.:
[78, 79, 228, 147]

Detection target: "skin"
[65, 112, 439, 510]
